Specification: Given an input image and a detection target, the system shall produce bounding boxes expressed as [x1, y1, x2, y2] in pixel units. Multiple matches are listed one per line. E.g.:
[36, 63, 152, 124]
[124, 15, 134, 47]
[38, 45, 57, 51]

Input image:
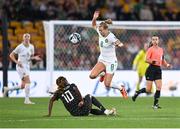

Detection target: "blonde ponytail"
[104, 19, 113, 25]
[100, 19, 113, 29]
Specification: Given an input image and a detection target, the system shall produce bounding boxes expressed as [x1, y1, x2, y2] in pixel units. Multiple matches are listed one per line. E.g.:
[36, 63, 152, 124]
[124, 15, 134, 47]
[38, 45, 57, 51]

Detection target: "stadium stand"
[0, 0, 179, 70]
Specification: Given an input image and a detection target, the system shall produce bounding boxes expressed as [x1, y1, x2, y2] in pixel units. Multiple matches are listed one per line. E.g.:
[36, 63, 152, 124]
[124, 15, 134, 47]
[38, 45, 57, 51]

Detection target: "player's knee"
[87, 94, 91, 97]
[89, 74, 96, 79]
[21, 84, 25, 89]
[85, 94, 91, 98]
[25, 79, 30, 83]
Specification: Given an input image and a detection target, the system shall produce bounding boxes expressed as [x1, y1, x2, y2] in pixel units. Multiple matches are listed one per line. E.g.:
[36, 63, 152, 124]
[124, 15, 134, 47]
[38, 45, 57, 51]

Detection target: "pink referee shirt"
[146, 46, 164, 67]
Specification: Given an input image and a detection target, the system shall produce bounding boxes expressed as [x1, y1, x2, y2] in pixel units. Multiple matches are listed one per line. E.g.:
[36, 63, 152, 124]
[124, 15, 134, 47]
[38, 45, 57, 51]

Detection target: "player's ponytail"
[100, 19, 112, 29]
[104, 19, 113, 25]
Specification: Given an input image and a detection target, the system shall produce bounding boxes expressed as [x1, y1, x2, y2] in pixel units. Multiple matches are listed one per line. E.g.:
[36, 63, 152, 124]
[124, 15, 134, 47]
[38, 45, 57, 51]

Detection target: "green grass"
[0, 97, 180, 128]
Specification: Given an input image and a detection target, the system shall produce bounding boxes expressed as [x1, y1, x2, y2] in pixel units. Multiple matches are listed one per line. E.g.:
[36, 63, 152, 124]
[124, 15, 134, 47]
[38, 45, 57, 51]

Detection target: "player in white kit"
[4, 33, 41, 104]
[89, 11, 128, 98]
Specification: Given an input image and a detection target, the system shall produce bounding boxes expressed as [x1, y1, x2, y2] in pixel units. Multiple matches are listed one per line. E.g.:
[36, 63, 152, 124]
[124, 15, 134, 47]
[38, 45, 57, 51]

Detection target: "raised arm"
[92, 11, 100, 29]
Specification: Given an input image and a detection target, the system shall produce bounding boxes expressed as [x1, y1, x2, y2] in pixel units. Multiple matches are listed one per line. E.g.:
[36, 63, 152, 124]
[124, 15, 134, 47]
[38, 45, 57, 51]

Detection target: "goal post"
[43, 21, 180, 89]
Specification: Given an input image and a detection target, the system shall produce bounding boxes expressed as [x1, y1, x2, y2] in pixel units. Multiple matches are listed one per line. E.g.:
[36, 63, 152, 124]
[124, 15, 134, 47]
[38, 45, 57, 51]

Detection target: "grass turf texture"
[0, 97, 180, 128]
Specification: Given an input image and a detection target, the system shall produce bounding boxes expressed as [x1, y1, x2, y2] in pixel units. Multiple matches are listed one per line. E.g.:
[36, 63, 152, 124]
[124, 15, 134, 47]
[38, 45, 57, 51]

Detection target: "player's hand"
[93, 11, 100, 19]
[115, 40, 124, 47]
[33, 55, 42, 61]
[166, 63, 172, 69]
[17, 61, 23, 68]
[78, 100, 84, 107]
[117, 43, 124, 47]
[151, 60, 156, 65]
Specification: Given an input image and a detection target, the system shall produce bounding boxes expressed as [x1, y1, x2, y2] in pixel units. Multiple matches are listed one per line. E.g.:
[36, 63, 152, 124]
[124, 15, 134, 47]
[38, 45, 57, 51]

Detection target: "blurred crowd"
[1, 0, 180, 21]
[0, 0, 180, 70]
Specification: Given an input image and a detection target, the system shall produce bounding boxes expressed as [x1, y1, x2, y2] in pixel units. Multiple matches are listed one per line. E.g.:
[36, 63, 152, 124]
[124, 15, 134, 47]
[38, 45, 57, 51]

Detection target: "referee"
[132, 35, 171, 109]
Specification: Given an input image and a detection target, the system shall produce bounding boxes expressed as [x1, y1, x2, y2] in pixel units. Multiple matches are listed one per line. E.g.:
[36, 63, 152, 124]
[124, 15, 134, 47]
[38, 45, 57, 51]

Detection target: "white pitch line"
[0, 117, 180, 122]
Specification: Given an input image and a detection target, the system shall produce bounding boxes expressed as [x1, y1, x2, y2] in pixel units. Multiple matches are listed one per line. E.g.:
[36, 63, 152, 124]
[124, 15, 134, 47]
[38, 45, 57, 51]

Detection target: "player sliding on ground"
[4, 33, 41, 104]
[45, 76, 116, 117]
[89, 11, 128, 98]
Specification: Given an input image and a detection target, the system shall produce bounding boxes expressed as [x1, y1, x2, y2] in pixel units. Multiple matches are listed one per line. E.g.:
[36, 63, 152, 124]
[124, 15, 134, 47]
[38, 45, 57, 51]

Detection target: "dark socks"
[154, 90, 160, 106]
[137, 88, 146, 94]
[92, 96, 106, 112]
[132, 88, 147, 101]
[135, 87, 146, 97]
[90, 109, 104, 115]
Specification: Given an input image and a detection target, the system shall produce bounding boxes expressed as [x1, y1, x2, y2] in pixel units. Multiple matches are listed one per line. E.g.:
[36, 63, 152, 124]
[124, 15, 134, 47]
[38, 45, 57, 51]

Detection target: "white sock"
[110, 81, 124, 91]
[104, 109, 110, 115]
[8, 86, 21, 91]
[25, 83, 30, 101]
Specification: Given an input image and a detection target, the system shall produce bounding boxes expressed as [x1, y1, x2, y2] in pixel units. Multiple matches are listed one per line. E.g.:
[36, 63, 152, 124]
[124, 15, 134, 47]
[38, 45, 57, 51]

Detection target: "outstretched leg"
[132, 80, 152, 101]
[89, 62, 105, 79]
[90, 96, 116, 115]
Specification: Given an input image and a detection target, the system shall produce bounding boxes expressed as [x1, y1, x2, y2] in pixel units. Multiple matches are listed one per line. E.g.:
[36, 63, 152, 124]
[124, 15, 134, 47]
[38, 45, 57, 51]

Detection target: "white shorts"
[16, 65, 30, 79]
[99, 59, 118, 74]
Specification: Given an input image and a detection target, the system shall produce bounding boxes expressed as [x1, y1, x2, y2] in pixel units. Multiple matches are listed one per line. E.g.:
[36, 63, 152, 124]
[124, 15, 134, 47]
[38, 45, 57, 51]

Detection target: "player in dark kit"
[45, 76, 116, 117]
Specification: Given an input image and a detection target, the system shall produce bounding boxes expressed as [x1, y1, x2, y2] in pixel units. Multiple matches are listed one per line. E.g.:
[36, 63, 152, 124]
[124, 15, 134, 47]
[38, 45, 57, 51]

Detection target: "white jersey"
[13, 43, 34, 66]
[97, 28, 118, 63]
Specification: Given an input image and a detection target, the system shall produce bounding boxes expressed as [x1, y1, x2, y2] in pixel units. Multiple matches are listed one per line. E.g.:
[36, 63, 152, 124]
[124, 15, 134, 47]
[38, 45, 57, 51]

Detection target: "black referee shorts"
[145, 65, 162, 81]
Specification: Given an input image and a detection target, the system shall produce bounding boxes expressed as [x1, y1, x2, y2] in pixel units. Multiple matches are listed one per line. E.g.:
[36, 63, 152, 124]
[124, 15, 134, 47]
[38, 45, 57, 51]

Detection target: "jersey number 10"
[62, 90, 74, 103]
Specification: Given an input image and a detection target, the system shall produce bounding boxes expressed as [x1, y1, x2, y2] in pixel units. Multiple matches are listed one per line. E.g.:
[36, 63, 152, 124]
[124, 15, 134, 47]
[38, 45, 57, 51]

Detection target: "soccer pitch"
[0, 97, 180, 128]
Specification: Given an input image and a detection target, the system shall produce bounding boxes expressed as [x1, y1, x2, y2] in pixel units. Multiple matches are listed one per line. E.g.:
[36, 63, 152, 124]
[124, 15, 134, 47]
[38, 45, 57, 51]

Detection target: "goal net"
[43, 21, 180, 89]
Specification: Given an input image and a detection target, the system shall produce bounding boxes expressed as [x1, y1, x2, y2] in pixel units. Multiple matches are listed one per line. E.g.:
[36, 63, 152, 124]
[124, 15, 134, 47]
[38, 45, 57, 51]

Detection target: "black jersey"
[53, 83, 84, 116]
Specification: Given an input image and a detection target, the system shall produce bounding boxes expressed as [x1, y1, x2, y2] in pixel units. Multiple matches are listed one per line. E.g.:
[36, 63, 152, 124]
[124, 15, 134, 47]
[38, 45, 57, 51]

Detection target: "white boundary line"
[1, 117, 180, 122]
